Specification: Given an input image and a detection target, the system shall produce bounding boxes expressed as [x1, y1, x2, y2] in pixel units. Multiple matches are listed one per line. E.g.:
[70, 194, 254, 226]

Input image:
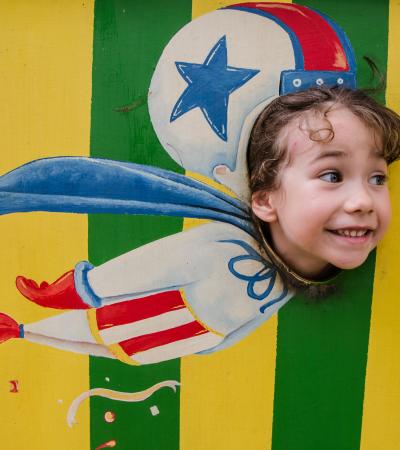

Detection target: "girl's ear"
[251, 191, 278, 223]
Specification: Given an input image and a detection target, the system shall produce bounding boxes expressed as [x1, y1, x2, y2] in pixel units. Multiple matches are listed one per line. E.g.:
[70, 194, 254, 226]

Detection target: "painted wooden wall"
[0, 1, 399, 449]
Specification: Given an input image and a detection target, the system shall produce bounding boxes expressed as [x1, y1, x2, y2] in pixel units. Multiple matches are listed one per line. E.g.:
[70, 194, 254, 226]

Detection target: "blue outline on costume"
[220, 239, 288, 313]
[316, 10, 357, 72]
[75, 261, 102, 307]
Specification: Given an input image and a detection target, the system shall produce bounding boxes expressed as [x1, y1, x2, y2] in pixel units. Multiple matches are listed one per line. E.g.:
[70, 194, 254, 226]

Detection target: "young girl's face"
[252, 106, 391, 278]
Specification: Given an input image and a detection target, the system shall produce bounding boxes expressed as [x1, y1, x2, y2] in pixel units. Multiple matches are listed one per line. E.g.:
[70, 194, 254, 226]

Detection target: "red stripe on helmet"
[233, 3, 349, 71]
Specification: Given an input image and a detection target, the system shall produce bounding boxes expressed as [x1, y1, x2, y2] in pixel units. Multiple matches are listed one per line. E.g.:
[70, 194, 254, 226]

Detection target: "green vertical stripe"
[272, 2, 389, 450]
[89, 1, 191, 449]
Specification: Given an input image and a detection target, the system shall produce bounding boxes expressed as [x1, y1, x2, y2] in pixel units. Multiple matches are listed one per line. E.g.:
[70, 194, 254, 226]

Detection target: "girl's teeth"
[337, 229, 367, 237]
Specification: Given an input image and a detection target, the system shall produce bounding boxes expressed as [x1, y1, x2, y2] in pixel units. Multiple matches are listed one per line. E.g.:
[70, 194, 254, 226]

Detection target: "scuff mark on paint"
[67, 380, 179, 427]
[9, 380, 19, 393]
[113, 96, 146, 113]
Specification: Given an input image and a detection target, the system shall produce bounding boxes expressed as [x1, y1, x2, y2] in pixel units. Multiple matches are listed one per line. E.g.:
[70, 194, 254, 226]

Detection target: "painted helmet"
[148, 3, 356, 199]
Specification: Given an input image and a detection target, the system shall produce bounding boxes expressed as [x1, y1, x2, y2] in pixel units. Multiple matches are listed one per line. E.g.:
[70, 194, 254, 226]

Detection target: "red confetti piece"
[9, 380, 19, 393]
[95, 440, 116, 450]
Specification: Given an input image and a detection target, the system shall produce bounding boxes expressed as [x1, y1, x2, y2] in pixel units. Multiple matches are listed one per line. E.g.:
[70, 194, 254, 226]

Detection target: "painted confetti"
[67, 380, 180, 427]
[150, 405, 160, 416]
[95, 439, 116, 449]
[9, 380, 19, 393]
[104, 411, 116, 423]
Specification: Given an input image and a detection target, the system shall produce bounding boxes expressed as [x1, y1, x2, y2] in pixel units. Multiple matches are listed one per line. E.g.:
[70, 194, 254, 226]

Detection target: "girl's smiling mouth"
[328, 227, 374, 243]
[334, 228, 371, 237]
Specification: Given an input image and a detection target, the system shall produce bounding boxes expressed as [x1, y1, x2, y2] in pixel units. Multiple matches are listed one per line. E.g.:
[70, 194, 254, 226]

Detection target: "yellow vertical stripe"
[191, 0, 248, 17]
[0, 2, 93, 449]
[180, 2, 289, 449]
[360, 1, 400, 448]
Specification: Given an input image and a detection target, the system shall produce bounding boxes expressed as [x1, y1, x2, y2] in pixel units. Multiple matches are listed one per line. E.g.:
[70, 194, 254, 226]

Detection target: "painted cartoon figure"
[2, 4, 393, 366]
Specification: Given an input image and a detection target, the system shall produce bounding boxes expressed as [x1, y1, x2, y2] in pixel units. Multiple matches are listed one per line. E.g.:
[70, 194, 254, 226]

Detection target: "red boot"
[16, 270, 90, 310]
[0, 312, 20, 343]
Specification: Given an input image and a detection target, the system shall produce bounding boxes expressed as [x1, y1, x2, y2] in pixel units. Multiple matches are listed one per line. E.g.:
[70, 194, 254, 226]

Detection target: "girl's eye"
[370, 174, 387, 185]
[319, 171, 342, 183]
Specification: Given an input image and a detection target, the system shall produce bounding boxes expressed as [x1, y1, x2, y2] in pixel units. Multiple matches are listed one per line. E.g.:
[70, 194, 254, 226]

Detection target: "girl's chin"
[330, 255, 370, 270]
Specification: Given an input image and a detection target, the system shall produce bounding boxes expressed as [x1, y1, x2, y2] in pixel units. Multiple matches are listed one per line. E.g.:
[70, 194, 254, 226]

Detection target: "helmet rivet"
[337, 77, 344, 85]
[292, 78, 302, 88]
[316, 78, 324, 86]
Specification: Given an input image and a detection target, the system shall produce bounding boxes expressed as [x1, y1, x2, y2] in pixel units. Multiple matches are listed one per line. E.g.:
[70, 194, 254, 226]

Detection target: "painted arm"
[81, 222, 235, 305]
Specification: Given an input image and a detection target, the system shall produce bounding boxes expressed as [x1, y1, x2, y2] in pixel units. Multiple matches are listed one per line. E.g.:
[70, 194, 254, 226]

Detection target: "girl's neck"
[269, 224, 334, 279]
[256, 221, 339, 286]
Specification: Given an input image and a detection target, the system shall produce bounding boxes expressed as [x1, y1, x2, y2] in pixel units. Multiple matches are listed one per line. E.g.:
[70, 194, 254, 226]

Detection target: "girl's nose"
[343, 184, 374, 214]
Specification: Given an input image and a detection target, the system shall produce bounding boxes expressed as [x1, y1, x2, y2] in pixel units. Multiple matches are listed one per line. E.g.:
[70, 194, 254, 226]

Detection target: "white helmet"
[148, 2, 356, 200]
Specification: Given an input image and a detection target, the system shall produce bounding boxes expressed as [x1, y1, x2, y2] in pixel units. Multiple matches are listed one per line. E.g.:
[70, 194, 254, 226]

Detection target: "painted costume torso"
[80, 222, 291, 365]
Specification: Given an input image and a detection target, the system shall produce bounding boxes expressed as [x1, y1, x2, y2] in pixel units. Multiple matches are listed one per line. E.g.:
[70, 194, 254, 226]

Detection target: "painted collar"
[255, 218, 341, 288]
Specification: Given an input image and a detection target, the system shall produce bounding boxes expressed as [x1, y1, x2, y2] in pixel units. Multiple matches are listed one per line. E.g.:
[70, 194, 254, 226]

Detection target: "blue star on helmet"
[170, 35, 260, 142]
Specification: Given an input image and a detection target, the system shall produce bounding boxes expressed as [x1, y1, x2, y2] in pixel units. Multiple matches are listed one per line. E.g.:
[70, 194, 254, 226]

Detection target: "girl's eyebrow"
[312, 149, 385, 163]
[311, 150, 346, 162]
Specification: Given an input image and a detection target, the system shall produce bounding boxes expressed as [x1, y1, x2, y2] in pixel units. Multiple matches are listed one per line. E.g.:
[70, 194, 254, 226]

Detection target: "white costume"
[25, 223, 290, 364]
[1, 3, 357, 365]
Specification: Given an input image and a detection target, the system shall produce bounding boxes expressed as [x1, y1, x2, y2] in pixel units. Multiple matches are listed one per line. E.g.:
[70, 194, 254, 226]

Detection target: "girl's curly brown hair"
[247, 87, 400, 298]
[248, 87, 400, 196]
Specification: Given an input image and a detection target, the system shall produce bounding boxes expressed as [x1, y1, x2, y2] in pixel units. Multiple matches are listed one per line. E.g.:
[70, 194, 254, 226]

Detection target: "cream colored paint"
[180, 2, 290, 449]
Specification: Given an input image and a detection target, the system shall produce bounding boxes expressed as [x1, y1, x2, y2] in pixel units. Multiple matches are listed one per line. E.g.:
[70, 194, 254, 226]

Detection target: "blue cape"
[0, 157, 254, 236]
